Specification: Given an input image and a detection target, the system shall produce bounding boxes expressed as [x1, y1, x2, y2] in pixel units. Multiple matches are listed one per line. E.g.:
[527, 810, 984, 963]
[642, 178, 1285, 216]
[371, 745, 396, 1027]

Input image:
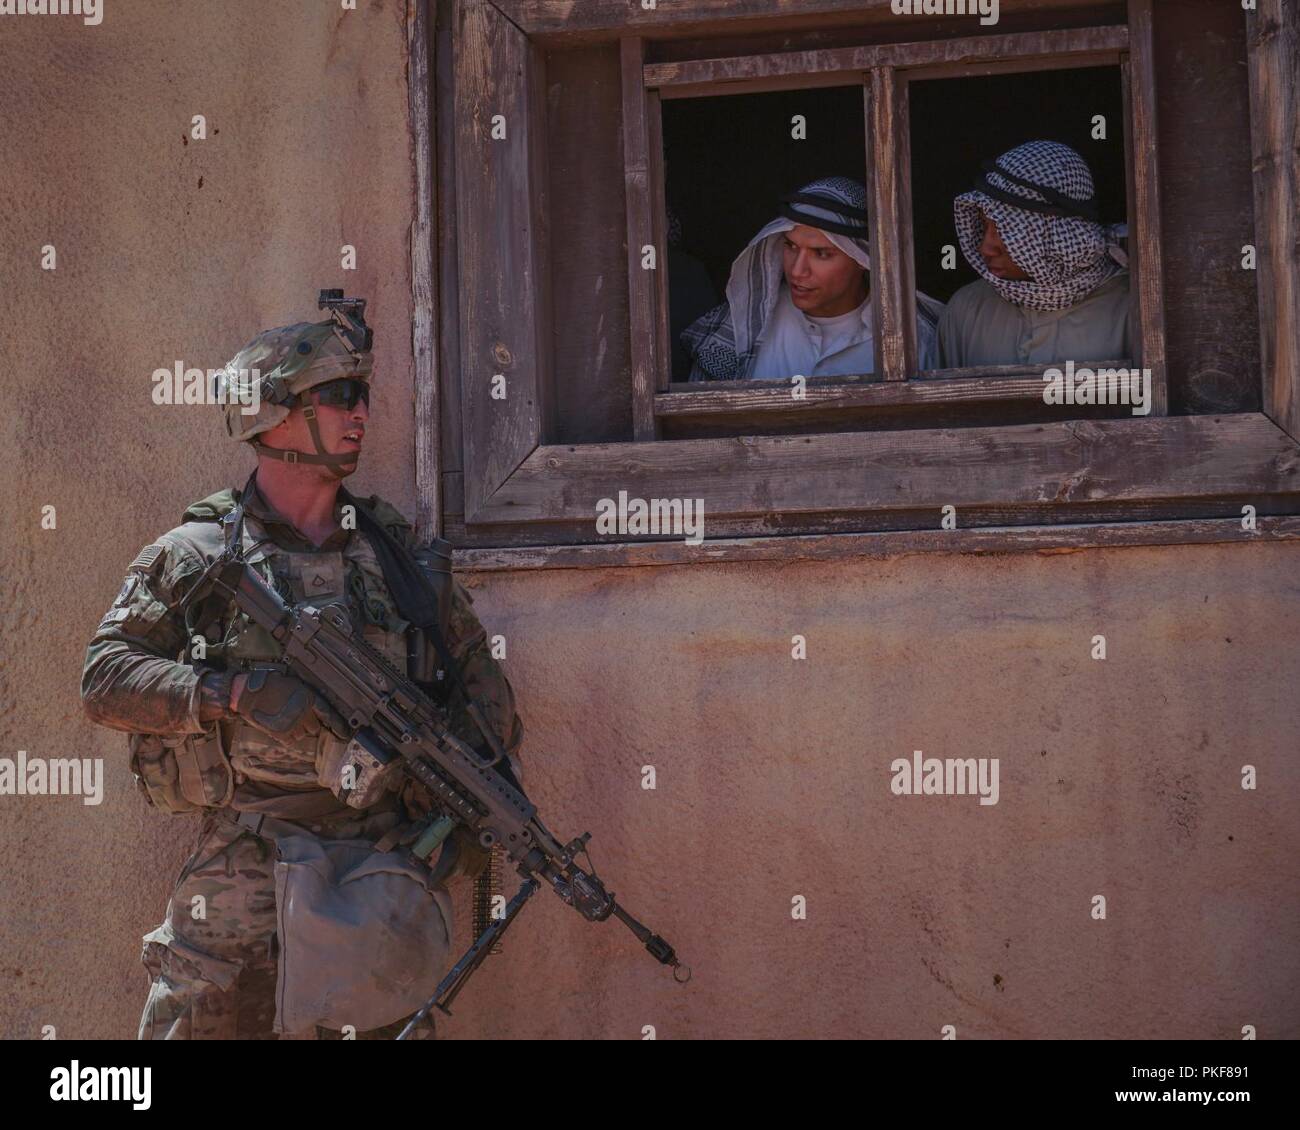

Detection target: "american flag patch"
[129, 544, 165, 572]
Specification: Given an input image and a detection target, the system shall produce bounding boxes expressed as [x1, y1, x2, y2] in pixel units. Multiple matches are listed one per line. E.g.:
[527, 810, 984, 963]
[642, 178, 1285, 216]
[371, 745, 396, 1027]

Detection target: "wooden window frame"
[631, 24, 1163, 423]
[431, 0, 1300, 551]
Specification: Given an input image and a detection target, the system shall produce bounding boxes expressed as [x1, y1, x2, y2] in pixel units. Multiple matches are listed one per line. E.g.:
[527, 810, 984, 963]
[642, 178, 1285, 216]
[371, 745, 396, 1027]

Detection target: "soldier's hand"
[231, 669, 350, 742]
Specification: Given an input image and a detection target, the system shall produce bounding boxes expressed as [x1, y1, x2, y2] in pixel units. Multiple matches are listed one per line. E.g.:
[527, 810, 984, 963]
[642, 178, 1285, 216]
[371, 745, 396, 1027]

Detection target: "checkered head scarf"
[954, 140, 1128, 311]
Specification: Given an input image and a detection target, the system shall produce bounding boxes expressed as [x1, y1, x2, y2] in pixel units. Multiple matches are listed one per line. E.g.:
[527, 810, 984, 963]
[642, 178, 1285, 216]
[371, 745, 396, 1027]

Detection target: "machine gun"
[208, 553, 689, 1038]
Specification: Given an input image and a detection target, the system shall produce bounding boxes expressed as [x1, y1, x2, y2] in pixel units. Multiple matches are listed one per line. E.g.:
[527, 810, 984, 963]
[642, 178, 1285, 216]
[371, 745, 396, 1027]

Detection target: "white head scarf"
[954, 140, 1128, 311]
[725, 176, 875, 358]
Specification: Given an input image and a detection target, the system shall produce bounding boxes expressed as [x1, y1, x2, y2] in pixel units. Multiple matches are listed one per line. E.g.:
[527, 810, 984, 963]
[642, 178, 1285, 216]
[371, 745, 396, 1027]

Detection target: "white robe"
[750, 284, 940, 378]
[938, 272, 1131, 368]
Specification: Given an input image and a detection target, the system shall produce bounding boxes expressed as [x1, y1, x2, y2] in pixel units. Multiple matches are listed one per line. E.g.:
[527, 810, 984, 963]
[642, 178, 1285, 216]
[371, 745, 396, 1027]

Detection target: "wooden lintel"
[644, 24, 1128, 91]
[500, 0, 1121, 41]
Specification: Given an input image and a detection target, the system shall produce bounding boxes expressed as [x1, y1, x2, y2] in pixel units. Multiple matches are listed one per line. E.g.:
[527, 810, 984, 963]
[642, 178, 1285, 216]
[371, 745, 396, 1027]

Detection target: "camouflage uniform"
[82, 306, 523, 1039]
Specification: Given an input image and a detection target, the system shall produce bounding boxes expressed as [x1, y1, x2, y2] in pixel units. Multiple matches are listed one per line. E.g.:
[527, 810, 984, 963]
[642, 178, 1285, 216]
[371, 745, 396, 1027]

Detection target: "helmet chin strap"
[253, 405, 357, 479]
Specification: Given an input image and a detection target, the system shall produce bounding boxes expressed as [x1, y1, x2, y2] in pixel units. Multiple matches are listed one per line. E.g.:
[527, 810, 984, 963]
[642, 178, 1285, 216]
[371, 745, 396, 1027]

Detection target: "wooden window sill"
[453, 514, 1300, 573]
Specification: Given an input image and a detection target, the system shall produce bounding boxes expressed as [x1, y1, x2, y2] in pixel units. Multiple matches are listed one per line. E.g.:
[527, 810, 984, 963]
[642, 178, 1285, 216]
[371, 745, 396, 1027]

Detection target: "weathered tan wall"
[447, 542, 1300, 1039]
[2, 2, 1297, 1041]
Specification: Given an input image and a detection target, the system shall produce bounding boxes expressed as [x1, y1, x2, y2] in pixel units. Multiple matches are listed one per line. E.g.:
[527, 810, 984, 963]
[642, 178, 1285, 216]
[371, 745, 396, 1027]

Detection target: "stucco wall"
[2, 1, 1297, 1041]
[0, 0, 419, 1038]
[446, 542, 1300, 1039]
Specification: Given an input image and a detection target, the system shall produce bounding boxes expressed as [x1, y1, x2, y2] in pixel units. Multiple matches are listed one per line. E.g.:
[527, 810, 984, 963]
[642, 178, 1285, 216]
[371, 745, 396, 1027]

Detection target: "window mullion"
[866, 66, 914, 382]
[622, 35, 664, 440]
[1122, 0, 1168, 416]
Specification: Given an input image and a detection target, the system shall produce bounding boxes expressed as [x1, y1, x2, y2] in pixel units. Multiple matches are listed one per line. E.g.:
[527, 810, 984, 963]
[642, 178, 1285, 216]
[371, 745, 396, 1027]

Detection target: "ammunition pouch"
[315, 728, 404, 809]
[129, 724, 235, 815]
[405, 540, 454, 689]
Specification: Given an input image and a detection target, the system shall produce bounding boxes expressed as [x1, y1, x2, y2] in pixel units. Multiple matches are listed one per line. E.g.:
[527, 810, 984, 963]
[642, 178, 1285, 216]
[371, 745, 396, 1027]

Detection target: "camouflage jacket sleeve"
[81, 536, 211, 735]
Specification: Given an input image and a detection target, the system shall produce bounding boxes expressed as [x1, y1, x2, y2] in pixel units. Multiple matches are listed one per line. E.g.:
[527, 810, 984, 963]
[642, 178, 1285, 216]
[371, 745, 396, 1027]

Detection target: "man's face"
[260, 381, 369, 478]
[978, 213, 1031, 280]
[781, 224, 868, 317]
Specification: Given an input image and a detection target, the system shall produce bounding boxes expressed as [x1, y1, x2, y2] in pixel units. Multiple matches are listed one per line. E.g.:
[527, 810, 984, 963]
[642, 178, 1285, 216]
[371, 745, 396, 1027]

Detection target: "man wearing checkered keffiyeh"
[938, 140, 1131, 368]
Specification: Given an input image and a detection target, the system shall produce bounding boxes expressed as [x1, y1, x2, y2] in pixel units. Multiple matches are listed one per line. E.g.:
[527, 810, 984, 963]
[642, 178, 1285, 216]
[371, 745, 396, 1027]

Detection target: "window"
[907, 66, 1129, 372]
[629, 19, 1164, 432]
[660, 85, 870, 383]
[431, 0, 1299, 553]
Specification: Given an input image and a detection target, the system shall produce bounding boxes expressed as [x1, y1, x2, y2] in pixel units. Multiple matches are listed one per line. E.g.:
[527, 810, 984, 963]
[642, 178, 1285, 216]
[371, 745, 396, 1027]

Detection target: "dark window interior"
[908, 66, 1127, 302]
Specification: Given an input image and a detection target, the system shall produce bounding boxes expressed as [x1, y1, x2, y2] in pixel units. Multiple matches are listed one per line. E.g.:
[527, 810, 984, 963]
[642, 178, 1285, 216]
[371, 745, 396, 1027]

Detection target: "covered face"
[953, 140, 1127, 311]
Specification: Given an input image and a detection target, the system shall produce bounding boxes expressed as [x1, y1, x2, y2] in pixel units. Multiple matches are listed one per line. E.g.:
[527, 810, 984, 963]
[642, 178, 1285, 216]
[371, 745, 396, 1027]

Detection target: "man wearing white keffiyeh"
[938, 140, 1131, 368]
[682, 176, 944, 382]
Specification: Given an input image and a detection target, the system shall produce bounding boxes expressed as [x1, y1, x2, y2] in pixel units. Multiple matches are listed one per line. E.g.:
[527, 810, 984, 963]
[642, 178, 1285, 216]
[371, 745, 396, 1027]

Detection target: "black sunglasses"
[311, 378, 370, 410]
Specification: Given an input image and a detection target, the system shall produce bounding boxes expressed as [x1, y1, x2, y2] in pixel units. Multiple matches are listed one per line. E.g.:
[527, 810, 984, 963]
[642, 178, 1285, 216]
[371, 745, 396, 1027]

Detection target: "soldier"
[82, 295, 523, 1040]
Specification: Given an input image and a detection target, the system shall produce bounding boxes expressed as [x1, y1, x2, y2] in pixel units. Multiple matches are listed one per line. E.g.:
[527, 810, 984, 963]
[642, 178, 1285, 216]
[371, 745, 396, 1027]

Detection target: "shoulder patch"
[129, 544, 165, 573]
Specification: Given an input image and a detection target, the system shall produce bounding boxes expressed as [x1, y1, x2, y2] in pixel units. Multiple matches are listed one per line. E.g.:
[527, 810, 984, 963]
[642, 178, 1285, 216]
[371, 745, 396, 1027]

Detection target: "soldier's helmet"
[219, 312, 373, 443]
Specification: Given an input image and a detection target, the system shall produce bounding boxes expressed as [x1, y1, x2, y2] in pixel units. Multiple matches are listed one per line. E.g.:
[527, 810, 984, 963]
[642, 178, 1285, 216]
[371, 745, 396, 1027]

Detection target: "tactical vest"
[130, 491, 455, 820]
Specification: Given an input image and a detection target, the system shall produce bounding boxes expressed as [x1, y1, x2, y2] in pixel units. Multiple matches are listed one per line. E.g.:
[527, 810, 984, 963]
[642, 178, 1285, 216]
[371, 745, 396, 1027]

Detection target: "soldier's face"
[262, 385, 369, 478]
